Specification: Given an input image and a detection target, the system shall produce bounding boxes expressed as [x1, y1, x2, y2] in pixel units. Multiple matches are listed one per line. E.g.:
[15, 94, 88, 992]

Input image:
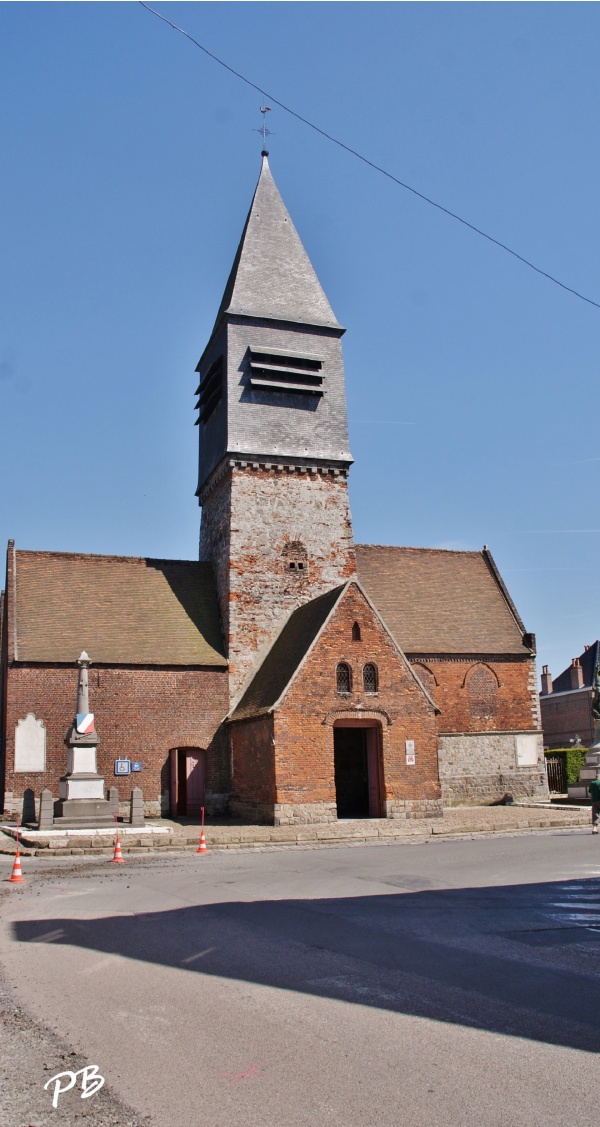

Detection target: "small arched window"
[363, 663, 378, 693]
[352, 622, 361, 642]
[336, 662, 352, 693]
[468, 665, 498, 719]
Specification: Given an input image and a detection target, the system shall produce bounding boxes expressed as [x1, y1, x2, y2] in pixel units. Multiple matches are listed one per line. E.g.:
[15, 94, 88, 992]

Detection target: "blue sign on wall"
[131, 761, 143, 773]
[114, 759, 131, 776]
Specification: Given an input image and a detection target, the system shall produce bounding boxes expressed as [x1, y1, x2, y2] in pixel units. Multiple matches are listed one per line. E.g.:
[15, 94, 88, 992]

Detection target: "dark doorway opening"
[169, 748, 206, 817]
[334, 725, 381, 818]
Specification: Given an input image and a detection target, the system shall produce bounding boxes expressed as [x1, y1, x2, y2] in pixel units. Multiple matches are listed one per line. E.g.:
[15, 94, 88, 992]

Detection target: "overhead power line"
[139, 1, 599, 312]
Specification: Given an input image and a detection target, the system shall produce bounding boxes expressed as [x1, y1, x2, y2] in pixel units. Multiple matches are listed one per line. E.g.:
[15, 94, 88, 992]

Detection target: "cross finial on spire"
[255, 106, 273, 156]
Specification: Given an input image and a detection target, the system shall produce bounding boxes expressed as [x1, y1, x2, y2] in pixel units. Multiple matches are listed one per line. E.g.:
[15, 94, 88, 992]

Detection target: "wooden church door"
[169, 748, 206, 817]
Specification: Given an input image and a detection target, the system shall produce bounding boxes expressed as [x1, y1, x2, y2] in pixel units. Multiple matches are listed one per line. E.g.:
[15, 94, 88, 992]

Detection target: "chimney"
[570, 658, 584, 690]
[541, 665, 553, 695]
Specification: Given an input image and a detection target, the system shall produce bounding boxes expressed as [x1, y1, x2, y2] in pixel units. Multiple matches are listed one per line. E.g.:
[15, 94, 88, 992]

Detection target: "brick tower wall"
[200, 463, 356, 698]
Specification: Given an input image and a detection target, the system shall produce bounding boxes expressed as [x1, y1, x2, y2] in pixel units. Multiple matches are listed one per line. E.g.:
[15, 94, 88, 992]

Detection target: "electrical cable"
[139, 1, 600, 312]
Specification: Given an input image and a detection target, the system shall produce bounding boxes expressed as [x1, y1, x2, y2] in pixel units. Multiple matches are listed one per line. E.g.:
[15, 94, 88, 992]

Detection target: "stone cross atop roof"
[212, 155, 342, 332]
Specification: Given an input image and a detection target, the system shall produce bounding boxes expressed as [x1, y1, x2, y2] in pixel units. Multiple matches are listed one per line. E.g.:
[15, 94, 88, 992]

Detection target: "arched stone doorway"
[332, 719, 383, 818]
[169, 747, 206, 817]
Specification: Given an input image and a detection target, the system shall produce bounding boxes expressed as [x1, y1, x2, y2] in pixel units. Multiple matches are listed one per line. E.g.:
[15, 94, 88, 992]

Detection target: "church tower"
[196, 155, 356, 697]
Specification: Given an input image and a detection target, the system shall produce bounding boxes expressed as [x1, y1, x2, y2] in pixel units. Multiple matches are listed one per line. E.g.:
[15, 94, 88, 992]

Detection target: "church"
[0, 154, 548, 824]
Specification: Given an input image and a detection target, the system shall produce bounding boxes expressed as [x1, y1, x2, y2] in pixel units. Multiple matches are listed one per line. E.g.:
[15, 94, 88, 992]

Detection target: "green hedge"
[544, 748, 587, 786]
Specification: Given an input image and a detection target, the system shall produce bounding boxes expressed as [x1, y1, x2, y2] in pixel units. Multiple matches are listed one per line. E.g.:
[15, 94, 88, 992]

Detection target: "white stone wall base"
[385, 798, 443, 820]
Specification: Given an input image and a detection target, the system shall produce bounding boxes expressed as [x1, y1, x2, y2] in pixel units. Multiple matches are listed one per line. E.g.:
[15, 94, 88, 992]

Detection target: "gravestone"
[38, 788, 54, 831]
[129, 787, 145, 827]
[22, 787, 36, 825]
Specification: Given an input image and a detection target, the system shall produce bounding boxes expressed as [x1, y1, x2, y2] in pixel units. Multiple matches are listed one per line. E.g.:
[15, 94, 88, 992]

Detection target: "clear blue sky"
[1, 2, 599, 683]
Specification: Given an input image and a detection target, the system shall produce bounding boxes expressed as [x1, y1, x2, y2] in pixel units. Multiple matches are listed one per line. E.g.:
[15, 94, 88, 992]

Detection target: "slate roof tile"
[213, 156, 342, 331]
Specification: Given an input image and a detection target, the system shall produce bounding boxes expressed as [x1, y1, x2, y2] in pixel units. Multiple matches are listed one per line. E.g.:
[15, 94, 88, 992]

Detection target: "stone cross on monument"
[54, 651, 114, 827]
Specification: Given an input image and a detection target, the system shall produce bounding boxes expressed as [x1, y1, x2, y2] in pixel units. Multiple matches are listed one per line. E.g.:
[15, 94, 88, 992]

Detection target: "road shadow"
[12, 877, 600, 1053]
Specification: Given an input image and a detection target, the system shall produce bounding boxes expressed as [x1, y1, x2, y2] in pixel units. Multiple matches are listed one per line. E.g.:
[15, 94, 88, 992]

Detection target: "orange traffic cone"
[196, 830, 207, 855]
[7, 850, 24, 884]
[110, 835, 125, 864]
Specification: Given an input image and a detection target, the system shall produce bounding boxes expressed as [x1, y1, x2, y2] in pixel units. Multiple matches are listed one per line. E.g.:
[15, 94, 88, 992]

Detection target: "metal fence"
[545, 756, 567, 794]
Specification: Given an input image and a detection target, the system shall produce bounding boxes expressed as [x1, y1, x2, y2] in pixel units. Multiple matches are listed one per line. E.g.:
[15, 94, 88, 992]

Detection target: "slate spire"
[212, 154, 342, 332]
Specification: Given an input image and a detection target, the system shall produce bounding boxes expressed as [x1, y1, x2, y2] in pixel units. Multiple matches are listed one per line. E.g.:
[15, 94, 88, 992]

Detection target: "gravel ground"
[0, 884, 150, 1127]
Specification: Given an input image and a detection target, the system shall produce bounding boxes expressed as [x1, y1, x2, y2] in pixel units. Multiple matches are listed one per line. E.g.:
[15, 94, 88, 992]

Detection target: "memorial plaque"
[15, 714, 46, 773]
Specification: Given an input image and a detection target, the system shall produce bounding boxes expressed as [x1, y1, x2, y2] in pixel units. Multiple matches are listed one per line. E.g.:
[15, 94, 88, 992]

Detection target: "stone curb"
[1, 812, 590, 857]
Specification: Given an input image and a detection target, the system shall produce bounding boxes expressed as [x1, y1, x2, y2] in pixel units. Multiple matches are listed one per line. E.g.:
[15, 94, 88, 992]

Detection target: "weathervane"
[255, 106, 273, 155]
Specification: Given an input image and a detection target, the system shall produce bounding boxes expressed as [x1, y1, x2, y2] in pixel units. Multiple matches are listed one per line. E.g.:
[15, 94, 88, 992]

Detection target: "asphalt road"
[2, 830, 600, 1127]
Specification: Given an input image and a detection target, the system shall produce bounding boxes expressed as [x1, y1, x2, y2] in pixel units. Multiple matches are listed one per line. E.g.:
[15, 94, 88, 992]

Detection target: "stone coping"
[2, 825, 169, 841]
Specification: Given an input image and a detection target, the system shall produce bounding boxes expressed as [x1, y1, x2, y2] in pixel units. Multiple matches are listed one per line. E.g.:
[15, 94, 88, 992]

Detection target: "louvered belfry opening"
[247, 348, 324, 396]
[195, 356, 223, 424]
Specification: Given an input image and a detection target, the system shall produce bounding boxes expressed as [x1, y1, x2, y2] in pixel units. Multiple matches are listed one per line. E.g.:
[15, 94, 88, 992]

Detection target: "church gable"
[229, 581, 441, 825]
[230, 579, 437, 724]
[278, 581, 438, 723]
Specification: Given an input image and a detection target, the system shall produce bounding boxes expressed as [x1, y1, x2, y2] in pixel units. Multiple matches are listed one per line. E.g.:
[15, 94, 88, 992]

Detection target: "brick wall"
[410, 656, 546, 804]
[540, 688, 595, 749]
[230, 583, 441, 824]
[200, 464, 356, 698]
[2, 664, 229, 817]
[229, 713, 275, 822]
[410, 657, 539, 733]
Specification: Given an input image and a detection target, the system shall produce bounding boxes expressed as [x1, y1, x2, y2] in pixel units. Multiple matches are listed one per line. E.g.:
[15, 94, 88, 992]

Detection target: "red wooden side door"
[185, 751, 205, 817]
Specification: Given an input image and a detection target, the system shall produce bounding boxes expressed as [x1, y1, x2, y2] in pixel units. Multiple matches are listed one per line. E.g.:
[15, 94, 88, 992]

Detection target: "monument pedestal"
[53, 797, 116, 828]
[52, 652, 116, 829]
[55, 751, 114, 827]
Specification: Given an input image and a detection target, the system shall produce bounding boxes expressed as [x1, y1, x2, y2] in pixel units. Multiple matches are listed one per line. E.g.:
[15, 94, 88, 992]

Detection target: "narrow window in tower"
[363, 663, 378, 693]
[336, 663, 352, 694]
[352, 622, 361, 642]
[282, 540, 308, 581]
